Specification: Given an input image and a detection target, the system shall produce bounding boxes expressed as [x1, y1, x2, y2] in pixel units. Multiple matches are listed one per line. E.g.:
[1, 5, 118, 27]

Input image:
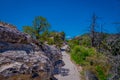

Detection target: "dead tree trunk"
[90, 14, 97, 47]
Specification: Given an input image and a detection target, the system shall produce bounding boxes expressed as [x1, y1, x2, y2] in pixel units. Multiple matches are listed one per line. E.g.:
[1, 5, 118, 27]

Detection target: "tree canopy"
[23, 16, 50, 39]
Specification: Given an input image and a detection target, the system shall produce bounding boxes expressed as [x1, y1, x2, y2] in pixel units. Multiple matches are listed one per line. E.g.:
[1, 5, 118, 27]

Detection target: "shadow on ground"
[52, 67, 70, 80]
[54, 67, 69, 76]
[60, 68, 69, 76]
[52, 49, 69, 80]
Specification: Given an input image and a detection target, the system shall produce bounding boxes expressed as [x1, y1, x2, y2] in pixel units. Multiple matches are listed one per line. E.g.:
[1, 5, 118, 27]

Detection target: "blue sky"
[0, 0, 120, 38]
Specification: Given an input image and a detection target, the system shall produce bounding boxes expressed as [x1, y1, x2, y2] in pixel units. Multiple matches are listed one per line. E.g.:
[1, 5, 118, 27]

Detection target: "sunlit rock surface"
[0, 24, 64, 80]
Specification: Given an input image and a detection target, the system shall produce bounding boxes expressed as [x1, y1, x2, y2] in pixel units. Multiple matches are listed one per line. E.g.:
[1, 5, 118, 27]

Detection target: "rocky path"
[55, 49, 81, 80]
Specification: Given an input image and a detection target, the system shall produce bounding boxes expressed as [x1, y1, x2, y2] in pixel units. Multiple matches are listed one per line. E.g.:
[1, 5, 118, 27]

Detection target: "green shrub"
[95, 66, 107, 80]
[47, 38, 54, 45]
[71, 46, 95, 65]
[68, 34, 112, 80]
[86, 53, 110, 80]
[79, 36, 91, 47]
[70, 44, 110, 80]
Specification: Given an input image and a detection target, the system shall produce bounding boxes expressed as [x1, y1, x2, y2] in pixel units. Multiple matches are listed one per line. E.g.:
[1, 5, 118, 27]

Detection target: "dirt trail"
[55, 49, 81, 80]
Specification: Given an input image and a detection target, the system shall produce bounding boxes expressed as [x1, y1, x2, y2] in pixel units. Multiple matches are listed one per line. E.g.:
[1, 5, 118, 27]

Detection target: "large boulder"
[0, 24, 63, 80]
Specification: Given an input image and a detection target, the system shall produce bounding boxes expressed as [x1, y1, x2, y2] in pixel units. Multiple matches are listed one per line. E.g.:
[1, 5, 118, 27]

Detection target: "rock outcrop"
[0, 25, 33, 44]
[0, 21, 16, 30]
[0, 24, 64, 80]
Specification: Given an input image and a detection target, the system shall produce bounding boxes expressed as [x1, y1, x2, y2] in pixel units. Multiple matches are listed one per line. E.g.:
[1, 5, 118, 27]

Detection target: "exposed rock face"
[105, 34, 120, 80]
[61, 44, 70, 52]
[0, 26, 33, 44]
[108, 55, 120, 80]
[0, 21, 16, 30]
[0, 24, 64, 80]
